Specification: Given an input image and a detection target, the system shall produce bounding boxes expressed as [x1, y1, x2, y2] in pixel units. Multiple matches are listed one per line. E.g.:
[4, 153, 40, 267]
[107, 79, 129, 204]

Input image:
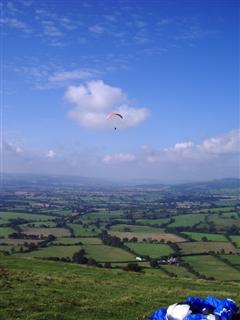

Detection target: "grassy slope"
[0, 255, 239, 320]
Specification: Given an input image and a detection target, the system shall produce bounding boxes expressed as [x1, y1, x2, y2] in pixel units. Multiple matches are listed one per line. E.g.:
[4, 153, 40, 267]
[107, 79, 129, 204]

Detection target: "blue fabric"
[148, 296, 238, 320]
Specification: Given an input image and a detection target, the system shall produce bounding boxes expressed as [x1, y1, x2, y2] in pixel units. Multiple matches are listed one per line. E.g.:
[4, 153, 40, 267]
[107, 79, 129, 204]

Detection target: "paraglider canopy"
[106, 112, 123, 120]
[106, 112, 123, 130]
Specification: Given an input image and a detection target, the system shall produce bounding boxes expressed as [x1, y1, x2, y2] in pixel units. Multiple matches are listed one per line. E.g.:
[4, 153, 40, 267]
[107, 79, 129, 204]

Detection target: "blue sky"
[1, 0, 239, 182]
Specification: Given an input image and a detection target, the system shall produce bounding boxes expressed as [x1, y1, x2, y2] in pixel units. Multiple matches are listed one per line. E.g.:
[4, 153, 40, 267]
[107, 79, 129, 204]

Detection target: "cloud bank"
[2, 129, 239, 182]
[65, 80, 149, 129]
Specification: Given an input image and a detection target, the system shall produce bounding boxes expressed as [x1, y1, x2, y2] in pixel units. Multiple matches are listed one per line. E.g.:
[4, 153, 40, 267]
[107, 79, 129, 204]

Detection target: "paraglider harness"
[148, 296, 239, 320]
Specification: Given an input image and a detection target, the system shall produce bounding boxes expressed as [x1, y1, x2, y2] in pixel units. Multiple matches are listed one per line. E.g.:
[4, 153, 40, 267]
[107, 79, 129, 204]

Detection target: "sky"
[0, 0, 239, 183]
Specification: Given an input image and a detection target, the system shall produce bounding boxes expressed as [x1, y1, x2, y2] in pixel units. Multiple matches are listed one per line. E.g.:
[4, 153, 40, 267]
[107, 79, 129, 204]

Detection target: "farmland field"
[161, 265, 196, 278]
[68, 223, 101, 236]
[183, 255, 240, 281]
[0, 227, 15, 238]
[230, 236, 240, 247]
[167, 213, 207, 227]
[0, 211, 56, 221]
[126, 243, 174, 258]
[182, 232, 227, 242]
[110, 231, 186, 242]
[109, 224, 163, 233]
[220, 254, 240, 269]
[84, 244, 136, 262]
[178, 241, 238, 254]
[23, 227, 71, 237]
[19, 245, 82, 258]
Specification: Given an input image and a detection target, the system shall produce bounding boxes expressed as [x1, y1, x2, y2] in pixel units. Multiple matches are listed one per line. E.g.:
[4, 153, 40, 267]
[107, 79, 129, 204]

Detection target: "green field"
[23, 227, 71, 237]
[183, 255, 240, 281]
[182, 232, 227, 242]
[168, 214, 207, 227]
[178, 241, 238, 254]
[136, 218, 171, 226]
[19, 245, 81, 258]
[0, 227, 15, 238]
[68, 223, 101, 236]
[111, 231, 186, 243]
[0, 211, 56, 221]
[230, 236, 240, 248]
[110, 224, 163, 233]
[84, 244, 136, 262]
[161, 265, 196, 278]
[220, 254, 240, 269]
[0, 255, 239, 320]
[126, 243, 174, 258]
[207, 214, 240, 230]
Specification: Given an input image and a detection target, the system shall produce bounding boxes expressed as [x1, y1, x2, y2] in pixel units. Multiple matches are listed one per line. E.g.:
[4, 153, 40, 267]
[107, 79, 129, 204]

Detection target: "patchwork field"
[110, 224, 163, 233]
[167, 213, 207, 227]
[23, 227, 71, 237]
[84, 244, 136, 262]
[135, 218, 171, 226]
[0, 211, 56, 221]
[68, 223, 101, 236]
[220, 254, 240, 269]
[182, 232, 227, 242]
[178, 241, 238, 254]
[126, 243, 174, 258]
[230, 236, 240, 247]
[0, 227, 15, 238]
[0, 238, 43, 245]
[110, 231, 186, 243]
[207, 215, 240, 230]
[161, 265, 196, 278]
[19, 245, 81, 258]
[183, 255, 240, 281]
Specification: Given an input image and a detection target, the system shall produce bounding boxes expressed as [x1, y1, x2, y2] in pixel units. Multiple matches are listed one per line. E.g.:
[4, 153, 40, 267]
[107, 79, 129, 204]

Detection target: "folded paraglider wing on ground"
[148, 296, 239, 320]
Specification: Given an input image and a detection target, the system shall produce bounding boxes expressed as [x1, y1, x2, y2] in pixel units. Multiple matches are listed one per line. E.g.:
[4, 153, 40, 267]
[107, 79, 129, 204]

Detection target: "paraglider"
[106, 112, 123, 130]
[148, 296, 238, 320]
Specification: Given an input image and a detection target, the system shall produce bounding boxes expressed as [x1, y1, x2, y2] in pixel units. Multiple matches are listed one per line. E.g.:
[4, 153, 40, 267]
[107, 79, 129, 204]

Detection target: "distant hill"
[171, 178, 240, 192]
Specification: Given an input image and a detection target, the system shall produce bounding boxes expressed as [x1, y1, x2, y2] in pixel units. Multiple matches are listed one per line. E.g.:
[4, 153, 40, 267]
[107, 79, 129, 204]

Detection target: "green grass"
[168, 214, 207, 227]
[178, 241, 238, 254]
[207, 214, 240, 230]
[161, 265, 196, 278]
[220, 254, 240, 269]
[20, 221, 57, 229]
[0, 255, 239, 320]
[182, 232, 227, 242]
[76, 237, 103, 245]
[110, 224, 162, 233]
[23, 227, 71, 237]
[183, 255, 240, 281]
[230, 236, 240, 248]
[84, 244, 136, 262]
[68, 223, 101, 236]
[0, 227, 15, 238]
[125, 243, 174, 258]
[135, 218, 171, 226]
[110, 231, 186, 243]
[18, 245, 82, 258]
[0, 211, 56, 221]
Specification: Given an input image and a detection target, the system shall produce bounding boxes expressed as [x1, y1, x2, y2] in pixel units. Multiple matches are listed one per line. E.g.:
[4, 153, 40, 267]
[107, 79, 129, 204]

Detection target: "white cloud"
[65, 80, 149, 129]
[103, 153, 136, 163]
[145, 129, 240, 163]
[89, 25, 105, 34]
[0, 17, 32, 33]
[2, 141, 23, 155]
[49, 69, 98, 82]
[46, 149, 56, 159]
[200, 129, 240, 154]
